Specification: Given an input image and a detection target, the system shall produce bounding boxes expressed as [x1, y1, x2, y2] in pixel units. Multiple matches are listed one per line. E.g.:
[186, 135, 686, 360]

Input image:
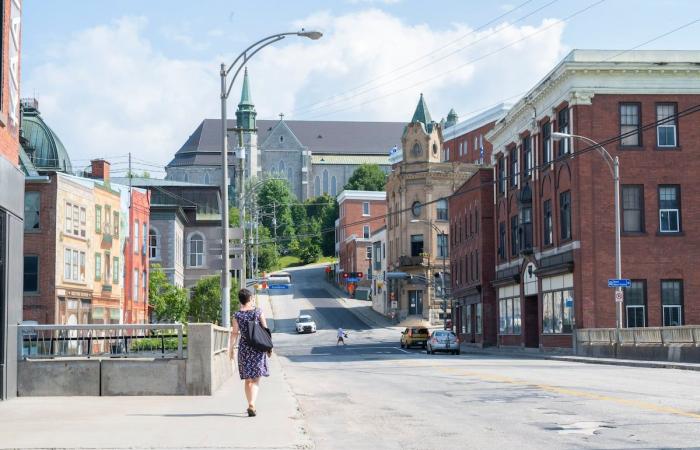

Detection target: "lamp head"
[298, 29, 323, 40]
[410, 219, 421, 224]
[551, 131, 571, 142]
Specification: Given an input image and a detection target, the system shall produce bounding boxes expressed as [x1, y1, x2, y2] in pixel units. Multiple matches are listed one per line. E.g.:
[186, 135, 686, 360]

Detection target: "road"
[271, 265, 700, 450]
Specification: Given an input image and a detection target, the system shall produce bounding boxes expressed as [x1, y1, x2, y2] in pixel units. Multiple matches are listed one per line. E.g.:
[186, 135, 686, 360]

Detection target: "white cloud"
[346, 0, 401, 4]
[24, 10, 568, 170]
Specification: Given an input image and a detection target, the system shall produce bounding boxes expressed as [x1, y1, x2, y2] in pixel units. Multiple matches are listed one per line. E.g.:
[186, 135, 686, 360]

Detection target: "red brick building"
[449, 168, 497, 346]
[486, 50, 700, 349]
[124, 187, 150, 324]
[336, 190, 386, 293]
[443, 104, 510, 164]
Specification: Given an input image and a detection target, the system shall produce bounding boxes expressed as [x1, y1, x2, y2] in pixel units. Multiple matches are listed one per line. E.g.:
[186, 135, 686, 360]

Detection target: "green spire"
[410, 93, 434, 132]
[445, 108, 458, 128]
[236, 67, 257, 130]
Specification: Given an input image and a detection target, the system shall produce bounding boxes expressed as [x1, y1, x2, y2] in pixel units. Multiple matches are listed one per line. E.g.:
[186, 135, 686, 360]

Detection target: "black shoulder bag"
[244, 310, 273, 352]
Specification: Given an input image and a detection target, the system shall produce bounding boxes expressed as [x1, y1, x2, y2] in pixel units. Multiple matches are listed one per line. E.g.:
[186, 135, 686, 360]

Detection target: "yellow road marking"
[439, 367, 700, 421]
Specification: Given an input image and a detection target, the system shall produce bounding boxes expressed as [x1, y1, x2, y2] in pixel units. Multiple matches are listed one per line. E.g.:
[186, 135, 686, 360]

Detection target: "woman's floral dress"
[234, 308, 270, 380]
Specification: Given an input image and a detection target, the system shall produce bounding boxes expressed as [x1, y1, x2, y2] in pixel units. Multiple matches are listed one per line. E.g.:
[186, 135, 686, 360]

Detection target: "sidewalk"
[322, 278, 397, 329]
[459, 345, 700, 372]
[0, 354, 312, 449]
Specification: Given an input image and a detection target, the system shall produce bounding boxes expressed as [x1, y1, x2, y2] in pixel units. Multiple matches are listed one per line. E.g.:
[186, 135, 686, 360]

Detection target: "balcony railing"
[399, 255, 424, 267]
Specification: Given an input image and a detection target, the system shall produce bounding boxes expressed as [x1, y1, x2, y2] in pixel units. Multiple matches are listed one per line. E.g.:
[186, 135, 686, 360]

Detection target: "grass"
[270, 255, 336, 272]
[317, 256, 337, 264]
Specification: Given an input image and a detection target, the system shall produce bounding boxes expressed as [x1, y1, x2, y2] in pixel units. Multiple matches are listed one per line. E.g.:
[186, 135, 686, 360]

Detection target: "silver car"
[426, 330, 460, 355]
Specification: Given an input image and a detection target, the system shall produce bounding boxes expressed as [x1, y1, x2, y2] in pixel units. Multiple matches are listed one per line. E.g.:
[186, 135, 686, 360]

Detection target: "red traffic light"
[342, 272, 349, 279]
[357, 272, 364, 279]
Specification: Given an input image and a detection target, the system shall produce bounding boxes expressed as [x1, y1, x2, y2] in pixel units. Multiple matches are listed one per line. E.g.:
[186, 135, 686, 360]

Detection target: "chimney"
[91, 159, 110, 181]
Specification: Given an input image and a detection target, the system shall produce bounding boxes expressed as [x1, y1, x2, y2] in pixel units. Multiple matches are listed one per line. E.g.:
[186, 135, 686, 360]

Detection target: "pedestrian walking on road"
[232, 288, 270, 417]
[337, 327, 348, 346]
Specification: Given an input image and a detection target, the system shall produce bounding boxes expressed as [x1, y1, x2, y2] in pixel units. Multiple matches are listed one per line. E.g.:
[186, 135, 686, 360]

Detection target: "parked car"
[400, 327, 429, 349]
[426, 330, 460, 355]
[296, 315, 317, 334]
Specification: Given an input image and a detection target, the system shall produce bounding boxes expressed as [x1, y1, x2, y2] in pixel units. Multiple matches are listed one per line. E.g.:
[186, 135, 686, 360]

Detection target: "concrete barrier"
[185, 324, 233, 395]
[18, 360, 100, 396]
[102, 359, 186, 396]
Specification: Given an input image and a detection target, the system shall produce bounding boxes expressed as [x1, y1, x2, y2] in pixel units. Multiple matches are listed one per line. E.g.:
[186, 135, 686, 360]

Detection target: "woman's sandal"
[247, 407, 257, 417]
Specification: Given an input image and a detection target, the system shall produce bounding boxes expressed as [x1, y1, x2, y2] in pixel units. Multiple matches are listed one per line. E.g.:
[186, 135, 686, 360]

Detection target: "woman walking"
[232, 288, 270, 417]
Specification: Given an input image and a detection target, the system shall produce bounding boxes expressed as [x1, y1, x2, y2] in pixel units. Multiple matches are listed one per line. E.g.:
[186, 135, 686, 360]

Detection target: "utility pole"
[237, 129, 246, 289]
[272, 202, 278, 259]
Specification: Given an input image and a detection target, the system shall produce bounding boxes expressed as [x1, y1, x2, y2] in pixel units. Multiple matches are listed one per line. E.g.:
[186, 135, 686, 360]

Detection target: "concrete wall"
[18, 360, 101, 396]
[576, 327, 700, 363]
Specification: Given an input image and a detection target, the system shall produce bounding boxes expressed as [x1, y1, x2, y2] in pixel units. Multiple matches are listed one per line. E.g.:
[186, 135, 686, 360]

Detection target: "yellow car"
[400, 327, 429, 349]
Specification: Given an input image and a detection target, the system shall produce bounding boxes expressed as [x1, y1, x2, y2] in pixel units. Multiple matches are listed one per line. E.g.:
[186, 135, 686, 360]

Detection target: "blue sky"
[20, 0, 700, 173]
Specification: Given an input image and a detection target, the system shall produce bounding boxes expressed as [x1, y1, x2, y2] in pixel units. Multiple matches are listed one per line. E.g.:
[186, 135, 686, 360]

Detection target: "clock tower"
[402, 93, 443, 164]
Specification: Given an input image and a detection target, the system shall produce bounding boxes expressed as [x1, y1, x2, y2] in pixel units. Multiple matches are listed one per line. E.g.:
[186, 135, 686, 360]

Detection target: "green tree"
[257, 179, 296, 251]
[304, 194, 338, 257]
[255, 226, 279, 272]
[189, 275, 240, 324]
[297, 237, 321, 265]
[344, 164, 387, 191]
[149, 264, 189, 323]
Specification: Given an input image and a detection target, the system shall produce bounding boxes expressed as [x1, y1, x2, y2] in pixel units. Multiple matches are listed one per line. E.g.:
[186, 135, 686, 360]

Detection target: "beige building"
[386, 94, 475, 324]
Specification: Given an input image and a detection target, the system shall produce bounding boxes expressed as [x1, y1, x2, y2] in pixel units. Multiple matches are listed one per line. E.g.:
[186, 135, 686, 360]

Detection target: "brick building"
[443, 103, 510, 164]
[336, 190, 386, 294]
[0, 0, 23, 401]
[449, 168, 497, 346]
[486, 50, 700, 349]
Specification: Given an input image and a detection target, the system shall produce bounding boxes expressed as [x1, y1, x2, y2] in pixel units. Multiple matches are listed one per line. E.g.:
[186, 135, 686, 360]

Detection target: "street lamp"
[551, 132, 623, 330]
[410, 218, 449, 328]
[219, 30, 322, 327]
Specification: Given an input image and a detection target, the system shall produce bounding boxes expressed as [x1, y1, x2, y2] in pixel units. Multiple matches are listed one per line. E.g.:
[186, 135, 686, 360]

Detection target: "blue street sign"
[268, 284, 290, 290]
[565, 297, 573, 308]
[346, 277, 360, 282]
[608, 279, 631, 288]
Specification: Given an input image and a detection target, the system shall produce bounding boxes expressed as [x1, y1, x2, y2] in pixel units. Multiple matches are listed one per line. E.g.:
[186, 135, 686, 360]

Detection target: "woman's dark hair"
[238, 288, 252, 305]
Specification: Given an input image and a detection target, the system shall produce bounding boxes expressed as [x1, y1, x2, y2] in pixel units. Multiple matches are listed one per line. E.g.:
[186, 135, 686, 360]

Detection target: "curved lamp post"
[220, 30, 322, 327]
[551, 131, 622, 330]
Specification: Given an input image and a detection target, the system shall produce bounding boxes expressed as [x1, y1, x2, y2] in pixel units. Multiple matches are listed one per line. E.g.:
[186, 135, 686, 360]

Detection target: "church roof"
[310, 154, 390, 165]
[238, 68, 253, 107]
[167, 118, 404, 168]
[20, 100, 73, 174]
[410, 93, 432, 126]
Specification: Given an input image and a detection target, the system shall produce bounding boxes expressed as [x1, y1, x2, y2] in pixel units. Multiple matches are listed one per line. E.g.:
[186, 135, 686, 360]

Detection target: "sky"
[21, 0, 700, 176]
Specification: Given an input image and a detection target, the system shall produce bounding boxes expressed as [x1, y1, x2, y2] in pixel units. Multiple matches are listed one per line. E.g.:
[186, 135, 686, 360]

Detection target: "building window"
[543, 199, 552, 246]
[189, 233, 204, 267]
[95, 253, 102, 281]
[204, 172, 210, 184]
[79, 252, 85, 281]
[658, 185, 680, 233]
[557, 107, 570, 156]
[410, 234, 424, 257]
[142, 222, 148, 256]
[113, 257, 120, 285]
[620, 103, 641, 146]
[437, 234, 448, 258]
[510, 215, 519, 257]
[509, 148, 518, 188]
[520, 206, 532, 251]
[133, 268, 139, 301]
[476, 303, 482, 334]
[498, 222, 506, 260]
[23, 256, 39, 293]
[625, 280, 646, 327]
[362, 202, 370, 216]
[560, 190, 571, 241]
[105, 252, 112, 283]
[411, 201, 422, 218]
[622, 185, 644, 232]
[149, 228, 160, 259]
[363, 225, 370, 239]
[314, 176, 320, 197]
[63, 249, 85, 282]
[113, 211, 120, 238]
[95, 205, 102, 233]
[542, 121, 552, 164]
[143, 271, 148, 303]
[80, 207, 86, 237]
[656, 103, 677, 147]
[322, 170, 329, 194]
[499, 297, 521, 334]
[522, 136, 532, 179]
[366, 246, 372, 260]
[661, 280, 683, 326]
[436, 199, 448, 221]
[542, 289, 574, 334]
[498, 157, 506, 194]
[134, 220, 140, 254]
[24, 192, 40, 231]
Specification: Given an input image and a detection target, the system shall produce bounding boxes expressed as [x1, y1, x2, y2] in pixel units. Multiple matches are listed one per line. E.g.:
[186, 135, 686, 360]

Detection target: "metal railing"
[576, 326, 700, 346]
[212, 325, 230, 355]
[18, 324, 185, 359]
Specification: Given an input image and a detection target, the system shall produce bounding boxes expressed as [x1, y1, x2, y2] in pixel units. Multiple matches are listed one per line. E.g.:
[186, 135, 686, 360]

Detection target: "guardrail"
[576, 326, 700, 346]
[18, 324, 185, 359]
[212, 325, 230, 355]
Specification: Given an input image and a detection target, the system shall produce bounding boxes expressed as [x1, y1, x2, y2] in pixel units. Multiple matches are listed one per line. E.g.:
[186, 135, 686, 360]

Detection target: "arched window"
[149, 228, 160, 259]
[314, 176, 321, 197]
[437, 199, 448, 221]
[279, 160, 285, 174]
[331, 176, 337, 196]
[204, 172, 210, 185]
[183, 172, 189, 183]
[188, 233, 204, 267]
[287, 167, 293, 184]
[322, 170, 329, 194]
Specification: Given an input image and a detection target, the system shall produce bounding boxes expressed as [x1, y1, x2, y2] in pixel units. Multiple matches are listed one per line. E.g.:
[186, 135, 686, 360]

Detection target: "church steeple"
[236, 67, 257, 131]
[410, 93, 435, 133]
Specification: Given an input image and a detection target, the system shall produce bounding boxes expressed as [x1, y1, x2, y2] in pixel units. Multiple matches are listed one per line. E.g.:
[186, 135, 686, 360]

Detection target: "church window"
[331, 176, 337, 196]
[279, 135, 284, 143]
[183, 172, 189, 182]
[322, 170, 329, 194]
[314, 176, 321, 197]
[204, 172, 210, 184]
[287, 168, 293, 184]
[279, 160, 285, 174]
[411, 143, 422, 157]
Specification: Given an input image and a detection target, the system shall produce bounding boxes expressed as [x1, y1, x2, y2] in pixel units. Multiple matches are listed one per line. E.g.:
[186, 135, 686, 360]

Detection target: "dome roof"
[20, 103, 73, 174]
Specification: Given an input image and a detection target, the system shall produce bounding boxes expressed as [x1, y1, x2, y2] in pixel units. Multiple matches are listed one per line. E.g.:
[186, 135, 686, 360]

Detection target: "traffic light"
[356, 272, 364, 279]
[342, 272, 349, 279]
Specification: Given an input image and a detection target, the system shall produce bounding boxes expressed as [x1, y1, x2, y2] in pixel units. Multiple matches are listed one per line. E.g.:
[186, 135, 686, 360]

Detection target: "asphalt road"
[271, 265, 700, 450]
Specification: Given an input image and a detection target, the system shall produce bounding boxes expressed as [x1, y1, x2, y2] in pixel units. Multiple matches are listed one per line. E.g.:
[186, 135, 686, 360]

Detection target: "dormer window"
[279, 135, 284, 143]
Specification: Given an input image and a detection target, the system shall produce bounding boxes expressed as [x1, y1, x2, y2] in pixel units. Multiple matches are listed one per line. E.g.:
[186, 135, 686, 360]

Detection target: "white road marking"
[342, 346, 409, 354]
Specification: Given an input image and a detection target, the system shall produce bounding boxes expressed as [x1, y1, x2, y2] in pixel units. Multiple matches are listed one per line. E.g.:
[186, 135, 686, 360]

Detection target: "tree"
[344, 164, 387, 191]
[149, 264, 189, 323]
[297, 237, 321, 265]
[189, 275, 240, 324]
[304, 194, 338, 257]
[257, 179, 296, 251]
[255, 226, 279, 272]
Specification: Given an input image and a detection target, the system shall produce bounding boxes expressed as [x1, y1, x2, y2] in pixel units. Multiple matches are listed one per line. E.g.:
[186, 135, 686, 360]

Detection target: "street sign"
[391, 300, 398, 309]
[565, 297, 573, 308]
[608, 279, 631, 288]
[615, 291, 624, 302]
[268, 284, 289, 290]
[346, 277, 360, 282]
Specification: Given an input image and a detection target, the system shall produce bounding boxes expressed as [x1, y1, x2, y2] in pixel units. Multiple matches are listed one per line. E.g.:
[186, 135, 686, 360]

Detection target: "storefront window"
[499, 297, 521, 334]
[476, 303, 483, 334]
[542, 289, 574, 334]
